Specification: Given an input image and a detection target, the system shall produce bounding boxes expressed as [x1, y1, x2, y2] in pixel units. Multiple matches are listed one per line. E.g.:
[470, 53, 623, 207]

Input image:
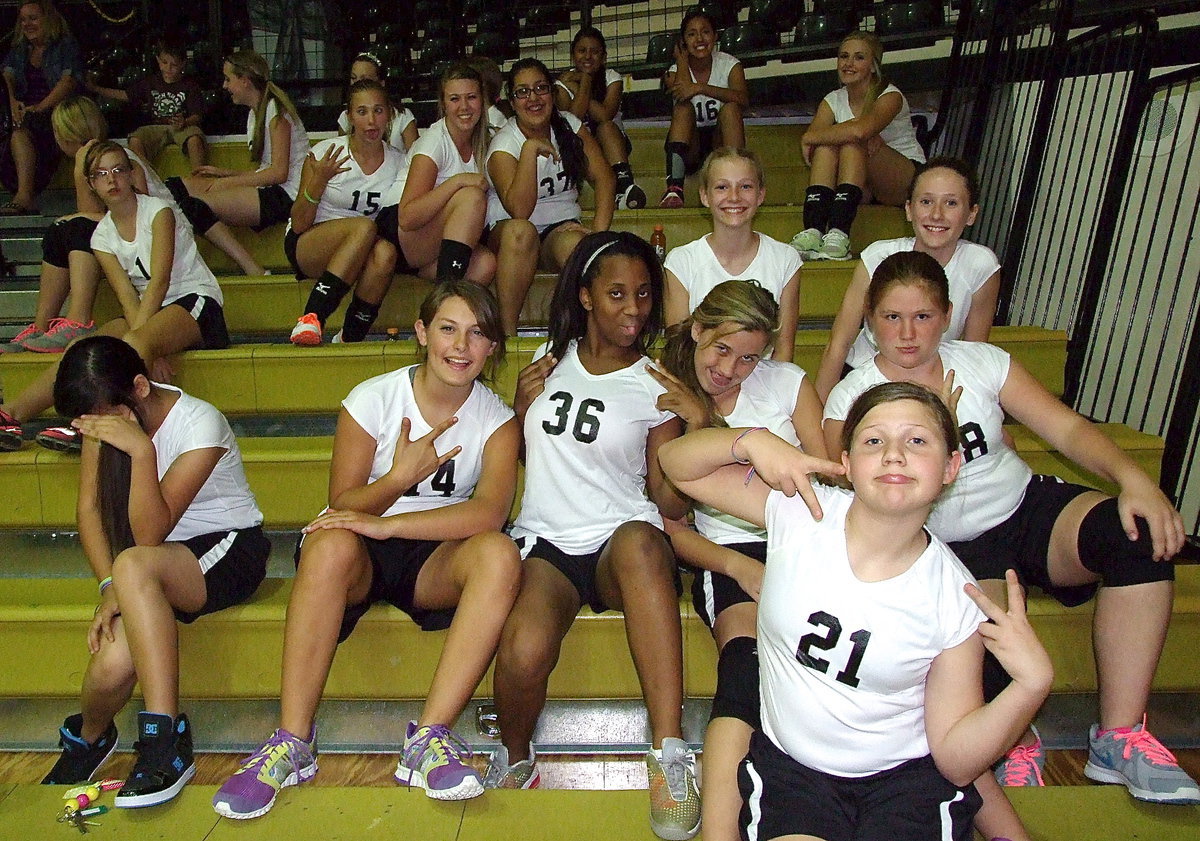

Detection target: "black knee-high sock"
[612, 161, 634, 191]
[665, 141, 688, 189]
[340, 295, 380, 342]
[828, 183, 864, 235]
[436, 240, 473, 282]
[802, 185, 835, 232]
[301, 271, 351, 326]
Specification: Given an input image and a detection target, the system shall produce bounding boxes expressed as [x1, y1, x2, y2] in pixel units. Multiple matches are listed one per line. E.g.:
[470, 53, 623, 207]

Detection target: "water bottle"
[651, 224, 666, 264]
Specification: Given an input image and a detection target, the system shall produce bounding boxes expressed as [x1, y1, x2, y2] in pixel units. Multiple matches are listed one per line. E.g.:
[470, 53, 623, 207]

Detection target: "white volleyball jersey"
[848, 238, 1001, 368]
[511, 341, 675, 554]
[824, 84, 925, 163]
[759, 486, 983, 777]
[668, 50, 740, 128]
[90, 194, 222, 305]
[394, 117, 483, 203]
[337, 105, 416, 152]
[486, 111, 584, 232]
[664, 233, 801, 314]
[824, 341, 1033, 542]
[288, 136, 404, 228]
[341, 365, 515, 519]
[151, 384, 263, 545]
[251, 98, 310, 199]
[125, 146, 170, 203]
[694, 361, 806, 545]
[487, 105, 509, 134]
[555, 68, 624, 130]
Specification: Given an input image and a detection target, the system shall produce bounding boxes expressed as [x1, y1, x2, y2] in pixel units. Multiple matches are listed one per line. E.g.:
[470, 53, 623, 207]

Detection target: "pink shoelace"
[1110, 726, 1180, 766]
[1001, 742, 1045, 786]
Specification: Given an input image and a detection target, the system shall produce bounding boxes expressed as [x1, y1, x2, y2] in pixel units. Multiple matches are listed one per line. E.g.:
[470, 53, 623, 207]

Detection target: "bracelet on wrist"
[730, 427, 767, 465]
[302, 187, 320, 205]
[98, 576, 113, 595]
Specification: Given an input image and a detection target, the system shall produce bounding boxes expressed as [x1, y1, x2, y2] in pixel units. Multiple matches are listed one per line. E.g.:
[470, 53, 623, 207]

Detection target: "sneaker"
[1083, 716, 1200, 804]
[994, 728, 1045, 787]
[818, 228, 852, 261]
[0, 408, 23, 452]
[22, 317, 96, 353]
[114, 712, 197, 808]
[394, 721, 484, 800]
[213, 727, 318, 819]
[483, 743, 541, 790]
[646, 737, 701, 841]
[330, 330, 344, 344]
[289, 313, 323, 346]
[41, 714, 119, 785]
[618, 183, 648, 210]
[789, 227, 823, 258]
[0, 323, 41, 354]
[36, 426, 81, 453]
[659, 186, 684, 209]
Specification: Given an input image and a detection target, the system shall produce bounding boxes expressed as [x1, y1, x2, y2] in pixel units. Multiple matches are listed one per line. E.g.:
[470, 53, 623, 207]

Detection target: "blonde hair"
[840, 30, 888, 107]
[699, 146, 765, 192]
[11, 0, 69, 46]
[437, 61, 489, 173]
[660, 280, 780, 427]
[51, 95, 107, 148]
[225, 49, 303, 163]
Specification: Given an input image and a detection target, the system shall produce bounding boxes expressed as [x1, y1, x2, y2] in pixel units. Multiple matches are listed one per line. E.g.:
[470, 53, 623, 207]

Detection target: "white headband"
[581, 239, 619, 278]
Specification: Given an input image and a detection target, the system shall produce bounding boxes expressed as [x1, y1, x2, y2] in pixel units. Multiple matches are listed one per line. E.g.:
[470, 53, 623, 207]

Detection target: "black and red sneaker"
[0, 408, 23, 451]
[35, 425, 81, 453]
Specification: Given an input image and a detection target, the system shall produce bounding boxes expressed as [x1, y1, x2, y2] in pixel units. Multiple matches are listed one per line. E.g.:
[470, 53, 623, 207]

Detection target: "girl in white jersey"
[336, 53, 418, 154]
[213, 282, 521, 819]
[0, 141, 228, 454]
[823, 251, 1198, 808]
[651, 280, 826, 841]
[2, 96, 257, 354]
[791, 31, 926, 262]
[393, 62, 496, 287]
[484, 232, 698, 841]
[815, 157, 1000, 400]
[555, 27, 646, 210]
[663, 148, 801, 360]
[287, 79, 404, 345]
[487, 58, 615, 336]
[662, 381, 1053, 841]
[40, 336, 269, 808]
[164, 50, 308, 253]
[660, 10, 748, 209]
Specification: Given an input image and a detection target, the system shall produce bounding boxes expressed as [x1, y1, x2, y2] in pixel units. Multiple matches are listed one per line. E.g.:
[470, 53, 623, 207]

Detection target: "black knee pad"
[178, 194, 219, 235]
[41, 216, 97, 268]
[164, 175, 190, 205]
[1077, 498, 1175, 587]
[710, 635, 760, 729]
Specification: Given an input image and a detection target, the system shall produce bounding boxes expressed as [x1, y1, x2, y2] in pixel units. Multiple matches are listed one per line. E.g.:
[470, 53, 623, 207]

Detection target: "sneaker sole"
[649, 814, 701, 841]
[114, 762, 197, 808]
[1084, 760, 1200, 804]
[394, 764, 485, 800]
[0, 433, 23, 452]
[289, 332, 321, 347]
[42, 737, 121, 785]
[36, 436, 81, 453]
[212, 759, 319, 819]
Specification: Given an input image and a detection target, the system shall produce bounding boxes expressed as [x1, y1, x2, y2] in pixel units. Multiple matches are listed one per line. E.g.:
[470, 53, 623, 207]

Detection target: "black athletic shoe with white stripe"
[41, 713, 119, 785]
[115, 712, 196, 808]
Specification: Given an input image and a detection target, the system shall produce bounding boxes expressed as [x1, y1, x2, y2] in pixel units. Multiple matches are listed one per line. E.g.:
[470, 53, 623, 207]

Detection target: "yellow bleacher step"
[3, 566, 1197, 700]
[0, 328, 1065, 420]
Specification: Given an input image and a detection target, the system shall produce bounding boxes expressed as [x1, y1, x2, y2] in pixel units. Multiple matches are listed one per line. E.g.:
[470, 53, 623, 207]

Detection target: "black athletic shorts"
[175, 525, 270, 623]
[254, 184, 293, 231]
[169, 293, 230, 350]
[42, 216, 98, 268]
[689, 540, 766, 629]
[739, 730, 981, 841]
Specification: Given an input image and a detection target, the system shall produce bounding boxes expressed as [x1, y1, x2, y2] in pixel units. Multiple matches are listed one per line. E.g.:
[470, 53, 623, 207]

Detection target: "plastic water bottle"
[651, 224, 666, 264]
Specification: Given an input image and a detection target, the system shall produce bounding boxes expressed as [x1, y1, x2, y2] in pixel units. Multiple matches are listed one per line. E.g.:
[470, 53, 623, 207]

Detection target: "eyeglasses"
[88, 164, 133, 181]
[512, 82, 552, 100]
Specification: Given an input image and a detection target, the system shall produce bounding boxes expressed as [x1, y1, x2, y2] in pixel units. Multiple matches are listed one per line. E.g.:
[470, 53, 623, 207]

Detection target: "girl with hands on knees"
[214, 282, 521, 819]
[485, 232, 698, 841]
[0, 141, 229, 454]
[555, 27, 646, 210]
[790, 31, 926, 262]
[815, 156, 1000, 401]
[163, 49, 308, 266]
[40, 336, 269, 810]
[651, 279, 827, 841]
[663, 147, 801, 361]
[486, 58, 615, 336]
[393, 62, 496, 287]
[823, 250, 1197, 808]
[286, 79, 403, 346]
[660, 10, 747, 208]
[336, 52, 418, 153]
[661, 382, 1051, 841]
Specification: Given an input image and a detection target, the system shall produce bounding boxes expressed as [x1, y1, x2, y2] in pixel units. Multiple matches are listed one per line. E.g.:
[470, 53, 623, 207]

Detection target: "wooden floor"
[3, 748, 1199, 789]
